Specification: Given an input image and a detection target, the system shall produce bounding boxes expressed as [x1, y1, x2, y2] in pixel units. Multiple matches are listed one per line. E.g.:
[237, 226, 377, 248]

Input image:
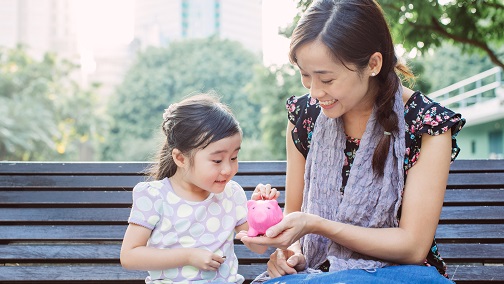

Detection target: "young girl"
[120, 93, 276, 283]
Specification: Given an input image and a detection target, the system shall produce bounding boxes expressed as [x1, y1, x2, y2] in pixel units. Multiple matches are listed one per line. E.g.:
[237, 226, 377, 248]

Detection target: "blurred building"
[134, 0, 262, 54]
[0, 0, 78, 60]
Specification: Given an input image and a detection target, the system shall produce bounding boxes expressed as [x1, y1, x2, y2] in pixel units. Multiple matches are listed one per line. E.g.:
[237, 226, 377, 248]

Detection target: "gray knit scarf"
[251, 89, 405, 283]
[301, 87, 406, 271]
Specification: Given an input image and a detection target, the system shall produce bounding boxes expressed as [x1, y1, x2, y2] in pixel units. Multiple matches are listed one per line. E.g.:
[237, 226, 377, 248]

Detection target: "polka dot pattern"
[128, 178, 247, 283]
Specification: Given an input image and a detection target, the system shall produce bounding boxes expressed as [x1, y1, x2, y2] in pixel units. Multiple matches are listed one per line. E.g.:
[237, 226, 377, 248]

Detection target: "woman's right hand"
[267, 248, 307, 277]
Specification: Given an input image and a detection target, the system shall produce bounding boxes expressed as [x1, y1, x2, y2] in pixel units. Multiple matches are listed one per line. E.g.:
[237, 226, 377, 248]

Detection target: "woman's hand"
[267, 248, 307, 277]
[235, 230, 269, 254]
[252, 183, 280, 200]
[240, 212, 314, 250]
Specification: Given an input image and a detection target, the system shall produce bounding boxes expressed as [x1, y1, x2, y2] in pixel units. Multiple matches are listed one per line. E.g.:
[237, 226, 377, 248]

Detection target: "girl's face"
[295, 40, 375, 119]
[184, 133, 242, 196]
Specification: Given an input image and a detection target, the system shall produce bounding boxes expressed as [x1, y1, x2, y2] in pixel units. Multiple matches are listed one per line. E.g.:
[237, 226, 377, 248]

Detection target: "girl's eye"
[213, 160, 222, 164]
[301, 73, 309, 77]
[321, 80, 333, 84]
[231, 156, 238, 161]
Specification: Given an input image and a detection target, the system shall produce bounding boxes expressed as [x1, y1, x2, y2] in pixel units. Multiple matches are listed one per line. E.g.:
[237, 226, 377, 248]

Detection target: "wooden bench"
[0, 160, 503, 283]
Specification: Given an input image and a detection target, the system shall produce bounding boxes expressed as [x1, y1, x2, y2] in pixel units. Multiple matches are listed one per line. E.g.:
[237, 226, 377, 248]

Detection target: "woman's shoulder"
[286, 93, 320, 122]
[404, 91, 465, 129]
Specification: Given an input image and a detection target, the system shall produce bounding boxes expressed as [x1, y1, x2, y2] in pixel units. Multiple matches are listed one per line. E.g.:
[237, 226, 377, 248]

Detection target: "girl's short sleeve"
[228, 180, 248, 227]
[128, 181, 163, 230]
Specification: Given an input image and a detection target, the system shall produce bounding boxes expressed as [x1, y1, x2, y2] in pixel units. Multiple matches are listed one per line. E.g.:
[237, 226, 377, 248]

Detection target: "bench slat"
[0, 175, 286, 190]
[2, 206, 503, 224]
[0, 161, 287, 175]
[437, 243, 504, 262]
[2, 190, 504, 207]
[0, 264, 502, 283]
[2, 173, 504, 190]
[1, 244, 502, 263]
[447, 172, 504, 188]
[1, 160, 503, 175]
[1, 224, 503, 242]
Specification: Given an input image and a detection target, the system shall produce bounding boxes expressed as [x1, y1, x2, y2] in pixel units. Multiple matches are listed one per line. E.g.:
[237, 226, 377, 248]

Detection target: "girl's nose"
[221, 163, 232, 176]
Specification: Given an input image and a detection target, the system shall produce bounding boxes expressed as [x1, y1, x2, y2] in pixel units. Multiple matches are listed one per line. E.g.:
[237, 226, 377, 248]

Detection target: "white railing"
[428, 66, 502, 108]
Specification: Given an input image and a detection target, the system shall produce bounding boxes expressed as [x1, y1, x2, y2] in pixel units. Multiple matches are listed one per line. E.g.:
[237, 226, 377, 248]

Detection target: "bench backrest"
[0, 160, 503, 283]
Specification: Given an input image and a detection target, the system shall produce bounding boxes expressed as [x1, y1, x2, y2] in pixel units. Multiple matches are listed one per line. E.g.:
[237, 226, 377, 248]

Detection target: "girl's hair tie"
[383, 131, 391, 136]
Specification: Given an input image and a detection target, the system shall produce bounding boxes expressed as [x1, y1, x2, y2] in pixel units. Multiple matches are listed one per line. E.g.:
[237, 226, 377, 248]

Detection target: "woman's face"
[295, 40, 375, 119]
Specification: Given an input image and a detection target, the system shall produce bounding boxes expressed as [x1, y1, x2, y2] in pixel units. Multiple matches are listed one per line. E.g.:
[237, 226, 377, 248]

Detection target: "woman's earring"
[371, 72, 376, 76]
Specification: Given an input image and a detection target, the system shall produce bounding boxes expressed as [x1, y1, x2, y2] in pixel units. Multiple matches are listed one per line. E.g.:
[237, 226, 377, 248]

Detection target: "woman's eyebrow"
[297, 64, 333, 74]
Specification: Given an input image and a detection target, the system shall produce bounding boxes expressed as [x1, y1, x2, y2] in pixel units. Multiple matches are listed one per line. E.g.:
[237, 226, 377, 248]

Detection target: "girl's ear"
[368, 52, 383, 77]
[172, 148, 187, 168]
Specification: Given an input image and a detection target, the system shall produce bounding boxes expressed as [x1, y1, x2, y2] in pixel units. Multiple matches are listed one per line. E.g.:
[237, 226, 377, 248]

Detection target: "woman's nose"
[310, 82, 324, 99]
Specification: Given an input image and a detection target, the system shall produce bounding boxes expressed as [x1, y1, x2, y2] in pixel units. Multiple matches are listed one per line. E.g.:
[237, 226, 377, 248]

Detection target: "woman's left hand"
[240, 212, 314, 250]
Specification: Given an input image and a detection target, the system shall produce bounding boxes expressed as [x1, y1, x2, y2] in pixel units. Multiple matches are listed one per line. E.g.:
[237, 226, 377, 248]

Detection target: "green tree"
[0, 45, 105, 161]
[287, 0, 504, 68]
[246, 64, 306, 160]
[411, 43, 495, 94]
[102, 37, 262, 161]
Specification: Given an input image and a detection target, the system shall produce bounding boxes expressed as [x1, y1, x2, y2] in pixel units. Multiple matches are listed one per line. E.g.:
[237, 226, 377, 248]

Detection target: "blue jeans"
[263, 265, 454, 284]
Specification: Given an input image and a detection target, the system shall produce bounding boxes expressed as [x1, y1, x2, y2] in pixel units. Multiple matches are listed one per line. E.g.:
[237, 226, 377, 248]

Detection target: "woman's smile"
[319, 98, 338, 108]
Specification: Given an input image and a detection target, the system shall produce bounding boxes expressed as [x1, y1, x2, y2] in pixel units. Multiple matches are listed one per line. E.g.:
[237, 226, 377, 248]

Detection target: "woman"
[240, 0, 465, 283]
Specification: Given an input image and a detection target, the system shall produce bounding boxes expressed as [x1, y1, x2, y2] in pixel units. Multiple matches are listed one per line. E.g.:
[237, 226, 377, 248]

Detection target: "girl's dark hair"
[149, 93, 242, 180]
[289, 0, 414, 176]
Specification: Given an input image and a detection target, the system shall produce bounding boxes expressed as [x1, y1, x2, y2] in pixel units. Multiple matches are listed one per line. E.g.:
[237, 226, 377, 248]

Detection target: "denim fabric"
[263, 265, 454, 284]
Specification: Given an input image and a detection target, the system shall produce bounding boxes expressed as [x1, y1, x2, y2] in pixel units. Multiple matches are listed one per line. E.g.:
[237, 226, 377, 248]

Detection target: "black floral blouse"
[286, 91, 466, 277]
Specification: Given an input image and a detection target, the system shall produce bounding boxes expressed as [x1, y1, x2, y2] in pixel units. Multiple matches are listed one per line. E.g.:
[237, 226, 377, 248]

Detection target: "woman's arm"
[284, 122, 306, 215]
[249, 131, 452, 265]
[120, 224, 225, 271]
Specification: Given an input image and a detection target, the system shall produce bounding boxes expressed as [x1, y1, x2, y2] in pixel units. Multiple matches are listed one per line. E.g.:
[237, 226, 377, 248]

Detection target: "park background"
[1, 0, 503, 162]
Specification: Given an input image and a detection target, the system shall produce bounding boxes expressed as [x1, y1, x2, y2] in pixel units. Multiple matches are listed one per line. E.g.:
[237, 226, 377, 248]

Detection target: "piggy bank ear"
[247, 200, 255, 209]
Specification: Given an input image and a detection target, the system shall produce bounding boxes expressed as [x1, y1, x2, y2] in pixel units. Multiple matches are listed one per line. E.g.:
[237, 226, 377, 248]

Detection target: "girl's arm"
[248, 131, 452, 265]
[120, 223, 225, 271]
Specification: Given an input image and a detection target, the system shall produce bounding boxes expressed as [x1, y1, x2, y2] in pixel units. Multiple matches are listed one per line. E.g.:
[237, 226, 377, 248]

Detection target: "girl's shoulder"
[132, 178, 169, 198]
[217, 180, 247, 207]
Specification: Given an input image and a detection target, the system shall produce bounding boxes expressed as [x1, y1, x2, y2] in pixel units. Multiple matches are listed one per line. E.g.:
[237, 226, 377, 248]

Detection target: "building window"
[471, 140, 476, 154]
[489, 130, 503, 159]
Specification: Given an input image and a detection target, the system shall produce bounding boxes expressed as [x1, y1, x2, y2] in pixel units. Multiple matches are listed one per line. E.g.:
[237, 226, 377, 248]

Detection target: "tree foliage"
[287, 0, 504, 68]
[102, 37, 263, 161]
[0, 45, 105, 160]
[411, 43, 495, 93]
[246, 64, 306, 160]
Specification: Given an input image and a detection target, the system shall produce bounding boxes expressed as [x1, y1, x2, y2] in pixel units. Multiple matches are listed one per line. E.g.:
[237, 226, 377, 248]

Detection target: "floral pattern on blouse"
[285, 91, 466, 277]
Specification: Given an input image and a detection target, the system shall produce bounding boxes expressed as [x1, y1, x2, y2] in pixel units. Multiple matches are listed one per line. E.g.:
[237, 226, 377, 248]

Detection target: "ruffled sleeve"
[285, 94, 321, 158]
[127, 181, 164, 230]
[404, 92, 466, 168]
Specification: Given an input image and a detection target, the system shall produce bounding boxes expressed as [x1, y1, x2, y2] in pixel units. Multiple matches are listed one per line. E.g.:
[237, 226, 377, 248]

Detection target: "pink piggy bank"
[247, 199, 283, 237]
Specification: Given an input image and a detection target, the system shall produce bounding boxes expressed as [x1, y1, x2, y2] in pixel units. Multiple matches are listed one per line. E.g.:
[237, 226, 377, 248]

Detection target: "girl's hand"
[267, 248, 306, 277]
[240, 212, 313, 250]
[252, 183, 280, 200]
[188, 248, 226, 271]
